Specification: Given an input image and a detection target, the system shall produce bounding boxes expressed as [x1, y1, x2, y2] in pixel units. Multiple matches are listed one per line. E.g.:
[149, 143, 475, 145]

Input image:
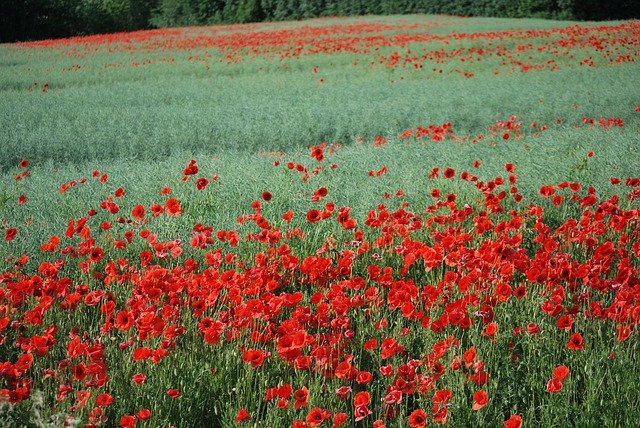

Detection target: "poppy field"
[1, 14, 639, 428]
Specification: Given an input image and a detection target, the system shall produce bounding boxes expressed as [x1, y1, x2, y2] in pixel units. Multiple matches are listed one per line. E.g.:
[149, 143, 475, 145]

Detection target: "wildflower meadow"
[0, 14, 639, 428]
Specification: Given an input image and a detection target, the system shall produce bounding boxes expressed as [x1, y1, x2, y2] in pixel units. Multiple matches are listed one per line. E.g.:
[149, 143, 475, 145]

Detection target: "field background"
[1, 13, 639, 428]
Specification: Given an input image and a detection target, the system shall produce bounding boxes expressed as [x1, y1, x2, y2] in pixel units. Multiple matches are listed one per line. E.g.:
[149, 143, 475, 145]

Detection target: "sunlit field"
[0, 14, 639, 428]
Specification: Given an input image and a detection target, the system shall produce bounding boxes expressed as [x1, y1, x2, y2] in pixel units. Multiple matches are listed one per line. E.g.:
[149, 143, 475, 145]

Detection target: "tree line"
[1, 0, 637, 43]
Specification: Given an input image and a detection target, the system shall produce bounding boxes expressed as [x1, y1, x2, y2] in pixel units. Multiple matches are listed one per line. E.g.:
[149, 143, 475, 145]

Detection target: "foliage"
[1, 0, 638, 42]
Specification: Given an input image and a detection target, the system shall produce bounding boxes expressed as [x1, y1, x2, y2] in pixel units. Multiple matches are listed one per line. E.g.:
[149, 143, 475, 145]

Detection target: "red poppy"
[408, 409, 427, 428]
[332, 412, 348, 428]
[131, 204, 145, 219]
[165, 198, 182, 216]
[546, 378, 563, 393]
[553, 365, 570, 381]
[356, 371, 373, 384]
[539, 185, 555, 197]
[196, 177, 209, 190]
[504, 415, 522, 428]
[294, 386, 309, 409]
[354, 404, 372, 422]
[472, 390, 488, 410]
[119, 415, 136, 428]
[20, 159, 29, 168]
[235, 408, 250, 422]
[306, 209, 321, 223]
[132, 373, 146, 384]
[183, 159, 199, 176]
[262, 191, 272, 201]
[243, 349, 267, 368]
[115, 310, 134, 331]
[136, 409, 151, 420]
[354, 391, 370, 406]
[443, 167, 455, 179]
[5, 228, 17, 241]
[96, 393, 113, 406]
[167, 389, 180, 398]
[566, 332, 584, 350]
[556, 315, 573, 331]
[306, 407, 330, 427]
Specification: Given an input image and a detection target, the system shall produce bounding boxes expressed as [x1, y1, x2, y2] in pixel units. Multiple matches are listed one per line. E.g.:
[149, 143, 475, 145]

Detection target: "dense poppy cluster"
[15, 18, 639, 80]
[1, 125, 638, 426]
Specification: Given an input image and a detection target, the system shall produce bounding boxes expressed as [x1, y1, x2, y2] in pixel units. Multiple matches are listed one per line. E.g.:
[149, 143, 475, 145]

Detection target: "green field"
[0, 14, 639, 428]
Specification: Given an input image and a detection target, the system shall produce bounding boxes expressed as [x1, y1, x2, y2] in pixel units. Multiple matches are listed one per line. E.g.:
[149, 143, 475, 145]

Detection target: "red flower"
[354, 391, 370, 406]
[235, 408, 250, 422]
[306, 407, 330, 427]
[355, 371, 372, 384]
[165, 198, 182, 217]
[306, 209, 321, 223]
[567, 332, 584, 350]
[354, 404, 372, 422]
[119, 415, 136, 428]
[196, 177, 209, 190]
[5, 228, 17, 241]
[546, 378, 563, 393]
[131, 204, 145, 219]
[96, 393, 113, 406]
[294, 386, 309, 409]
[539, 185, 555, 197]
[167, 389, 180, 399]
[443, 167, 455, 179]
[136, 409, 151, 420]
[243, 349, 268, 368]
[183, 159, 199, 176]
[20, 159, 29, 168]
[472, 390, 488, 410]
[504, 415, 522, 428]
[332, 412, 348, 428]
[553, 365, 570, 381]
[407, 409, 427, 428]
[262, 191, 272, 201]
[131, 373, 146, 384]
[556, 315, 573, 331]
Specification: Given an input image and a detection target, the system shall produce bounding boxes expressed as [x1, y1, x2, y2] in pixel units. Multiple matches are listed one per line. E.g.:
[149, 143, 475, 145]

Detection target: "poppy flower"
[566, 332, 585, 350]
[136, 409, 151, 420]
[119, 415, 136, 428]
[354, 391, 370, 406]
[5, 228, 17, 241]
[235, 408, 250, 422]
[408, 409, 427, 428]
[305, 407, 330, 427]
[443, 167, 455, 179]
[546, 378, 563, 393]
[262, 191, 272, 201]
[196, 177, 209, 190]
[354, 404, 372, 422]
[131, 204, 145, 220]
[243, 349, 267, 368]
[96, 393, 113, 406]
[539, 185, 555, 197]
[553, 365, 570, 381]
[132, 373, 146, 384]
[504, 415, 522, 428]
[332, 412, 348, 428]
[167, 389, 180, 398]
[306, 209, 321, 223]
[294, 386, 309, 409]
[472, 390, 488, 410]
